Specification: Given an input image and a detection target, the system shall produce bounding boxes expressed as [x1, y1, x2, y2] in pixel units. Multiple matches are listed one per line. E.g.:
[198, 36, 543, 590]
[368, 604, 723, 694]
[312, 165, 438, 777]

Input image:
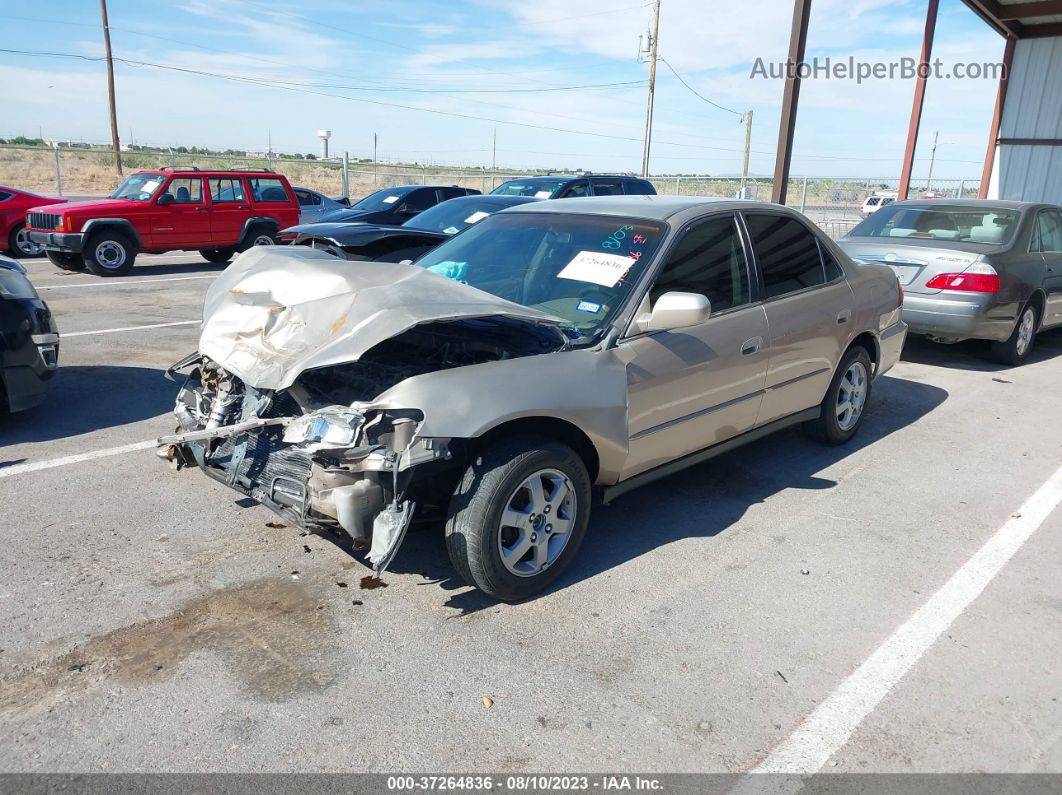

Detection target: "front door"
[208, 177, 251, 246]
[621, 213, 769, 479]
[151, 177, 211, 251]
[742, 212, 854, 425]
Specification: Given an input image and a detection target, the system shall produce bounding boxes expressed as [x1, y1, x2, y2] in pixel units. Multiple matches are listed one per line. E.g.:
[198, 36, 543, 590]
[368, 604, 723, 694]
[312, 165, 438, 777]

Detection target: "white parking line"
[37, 275, 216, 290]
[0, 440, 157, 480]
[736, 461, 1062, 789]
[63, 320, 200, 337]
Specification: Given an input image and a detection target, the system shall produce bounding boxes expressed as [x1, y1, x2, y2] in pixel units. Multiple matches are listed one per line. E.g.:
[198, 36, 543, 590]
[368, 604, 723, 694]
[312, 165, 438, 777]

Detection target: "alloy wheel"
[497, 468, 577, 577]
[1015, 307, 1035, 357]
[15, 227, 42, 257]
[836, 360, 868, 431]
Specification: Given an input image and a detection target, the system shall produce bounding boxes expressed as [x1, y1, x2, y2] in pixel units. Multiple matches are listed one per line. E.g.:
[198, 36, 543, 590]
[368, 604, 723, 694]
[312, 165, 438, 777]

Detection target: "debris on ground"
[265, 522, 286, 529]
[482, 696, 493, 709]
[336, 582, 348, 589]
[776, 670, 789, 684]
[360, 576, 388, 590]
[303, 545, 312, 554]
[352, 600, 363, 606]
[67, 662, 90, 672]
[291, 571, 300, 581]
[992, 378, 1012, 384]
[800, 568, 810, 575]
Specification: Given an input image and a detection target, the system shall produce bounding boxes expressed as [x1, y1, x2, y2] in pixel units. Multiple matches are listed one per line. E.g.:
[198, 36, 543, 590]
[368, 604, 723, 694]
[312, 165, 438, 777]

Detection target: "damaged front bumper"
[158, 356, 449, 573]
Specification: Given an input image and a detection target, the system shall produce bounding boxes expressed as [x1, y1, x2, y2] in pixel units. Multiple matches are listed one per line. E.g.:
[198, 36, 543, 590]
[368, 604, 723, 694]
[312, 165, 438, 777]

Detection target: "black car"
[286, 195, 537, 262]
[308, 184, 481, 227]
[491, 174, 656, 199]
[0, 255, 59, 413]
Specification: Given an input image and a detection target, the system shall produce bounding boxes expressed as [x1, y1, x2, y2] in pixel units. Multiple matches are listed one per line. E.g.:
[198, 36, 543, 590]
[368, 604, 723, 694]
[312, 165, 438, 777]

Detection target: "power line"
[658, 57, 743, 116]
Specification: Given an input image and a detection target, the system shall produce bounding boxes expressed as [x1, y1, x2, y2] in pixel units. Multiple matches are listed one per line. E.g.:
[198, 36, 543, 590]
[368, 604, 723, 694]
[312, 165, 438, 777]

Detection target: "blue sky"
[1, 0, 1005, 178]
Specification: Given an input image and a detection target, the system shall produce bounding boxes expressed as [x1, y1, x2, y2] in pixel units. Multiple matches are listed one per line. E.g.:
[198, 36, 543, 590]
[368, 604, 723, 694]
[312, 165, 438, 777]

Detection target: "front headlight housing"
[283, 408, 365, 447]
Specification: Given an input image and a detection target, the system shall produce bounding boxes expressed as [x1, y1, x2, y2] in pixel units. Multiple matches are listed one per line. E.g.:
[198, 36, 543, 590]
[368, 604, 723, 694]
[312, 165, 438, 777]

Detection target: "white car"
[292, 187, 349, 224]
[861, 194, 897, 218]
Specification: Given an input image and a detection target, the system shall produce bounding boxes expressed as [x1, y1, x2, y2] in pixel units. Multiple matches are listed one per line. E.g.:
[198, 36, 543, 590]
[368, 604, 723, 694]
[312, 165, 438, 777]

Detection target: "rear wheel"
[991, 303, 1038, 367]
[238, 227, 278, 252]
[804, 346, 873, 444]
[8, 223, 44, 258]
[199, 247, 237, 264]
[46, 250, 85, 271]
[84, 231, 136, 277]
[445, 436, 591, 601]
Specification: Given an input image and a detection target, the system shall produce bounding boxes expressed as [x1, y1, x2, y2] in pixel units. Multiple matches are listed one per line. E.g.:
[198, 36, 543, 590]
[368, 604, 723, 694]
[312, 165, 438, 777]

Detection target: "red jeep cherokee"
[26, 168, 300, 277]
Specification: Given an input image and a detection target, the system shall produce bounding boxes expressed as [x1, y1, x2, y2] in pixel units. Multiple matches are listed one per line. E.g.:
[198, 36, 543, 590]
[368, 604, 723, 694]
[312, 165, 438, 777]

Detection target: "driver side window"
[398, 189, 436, 214]
[649, 215, 751, 312]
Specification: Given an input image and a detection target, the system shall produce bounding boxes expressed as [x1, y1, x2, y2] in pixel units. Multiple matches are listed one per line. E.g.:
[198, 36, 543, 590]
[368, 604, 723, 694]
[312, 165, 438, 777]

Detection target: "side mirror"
[641, 291, 711, 332]
[156, 193, 175, 206]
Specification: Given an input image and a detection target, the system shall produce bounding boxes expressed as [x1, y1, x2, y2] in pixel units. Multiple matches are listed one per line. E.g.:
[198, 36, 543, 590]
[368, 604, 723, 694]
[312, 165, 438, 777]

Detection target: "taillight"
[924, 263, 999, 293]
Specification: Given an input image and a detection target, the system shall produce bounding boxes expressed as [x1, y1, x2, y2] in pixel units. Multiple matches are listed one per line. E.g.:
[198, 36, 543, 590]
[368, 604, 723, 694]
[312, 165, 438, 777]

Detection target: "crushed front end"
[159, 354, 449, 573]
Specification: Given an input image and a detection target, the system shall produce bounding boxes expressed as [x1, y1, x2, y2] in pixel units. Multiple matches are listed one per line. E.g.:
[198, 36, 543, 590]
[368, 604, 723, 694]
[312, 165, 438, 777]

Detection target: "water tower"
[317, 129, 331, 159]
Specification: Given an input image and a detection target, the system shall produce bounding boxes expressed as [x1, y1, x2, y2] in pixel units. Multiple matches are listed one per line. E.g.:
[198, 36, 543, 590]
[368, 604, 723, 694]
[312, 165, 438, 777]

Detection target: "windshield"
[491, 179, 566, 198]
[352, 187, 414, 211]
[415, 212, 665, 341]
[851, 204, 1021, 245]
[404, 198, 515, 234]
[110, 173, 166, 202]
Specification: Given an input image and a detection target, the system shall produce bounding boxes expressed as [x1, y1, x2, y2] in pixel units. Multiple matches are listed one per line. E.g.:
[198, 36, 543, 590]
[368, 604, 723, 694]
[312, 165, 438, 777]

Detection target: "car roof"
[444, 194, 537, 206]
[498, 195, 791, 222]
[500, 174, 642, 183]
[136, 169, 289, 178]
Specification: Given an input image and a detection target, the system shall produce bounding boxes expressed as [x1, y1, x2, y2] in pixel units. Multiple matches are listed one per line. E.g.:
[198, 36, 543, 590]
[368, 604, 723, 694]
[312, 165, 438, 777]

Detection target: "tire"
[238, 227, 278, 252]
[8, 223, 44, 258]
[199, 247, 237, 264]
[803, 346, 873, 445]
[46, 250, 85, 271]
[990, 302, 1038, 367]
[83, 230, 136, 277]
[444, 435, 592, 601]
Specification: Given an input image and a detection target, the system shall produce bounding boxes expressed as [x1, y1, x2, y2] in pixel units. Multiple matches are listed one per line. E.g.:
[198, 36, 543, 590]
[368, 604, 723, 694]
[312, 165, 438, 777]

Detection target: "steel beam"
[897, 0, 940, 201]
[771, 0, 812, 206]
[978, 36, 1016, 199]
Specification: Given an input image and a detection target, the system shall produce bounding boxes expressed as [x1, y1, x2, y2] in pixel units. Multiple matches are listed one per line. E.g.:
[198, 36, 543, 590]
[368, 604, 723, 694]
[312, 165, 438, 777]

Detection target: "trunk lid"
[838, 238, 997, 294]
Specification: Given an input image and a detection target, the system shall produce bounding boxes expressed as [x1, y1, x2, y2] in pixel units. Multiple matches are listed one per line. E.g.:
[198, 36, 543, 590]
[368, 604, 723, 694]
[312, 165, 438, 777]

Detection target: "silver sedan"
[291, 186, 349, 224]
[839, 199, 1062, 365]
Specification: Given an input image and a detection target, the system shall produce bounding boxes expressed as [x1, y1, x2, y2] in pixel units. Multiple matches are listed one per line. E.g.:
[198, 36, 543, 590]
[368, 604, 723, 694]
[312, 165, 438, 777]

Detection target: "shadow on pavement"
[0, 365, 175, 444]
[388, 373, 949, 614]
[901, 326, 1062, 372]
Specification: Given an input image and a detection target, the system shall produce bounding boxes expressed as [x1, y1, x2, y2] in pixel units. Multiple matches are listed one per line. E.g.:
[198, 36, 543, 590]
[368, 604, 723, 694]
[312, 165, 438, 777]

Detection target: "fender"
[80, 218, 143, 247]
[239, 216, 281, 242]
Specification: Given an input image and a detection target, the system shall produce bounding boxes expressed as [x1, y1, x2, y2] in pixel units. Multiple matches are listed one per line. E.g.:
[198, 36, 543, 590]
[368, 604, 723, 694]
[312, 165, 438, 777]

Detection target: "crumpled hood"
[199, 246, 566, 391]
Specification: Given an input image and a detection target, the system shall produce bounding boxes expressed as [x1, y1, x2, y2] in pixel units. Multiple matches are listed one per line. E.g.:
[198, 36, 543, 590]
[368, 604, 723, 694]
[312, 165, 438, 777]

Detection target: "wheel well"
[848, 332, 879, 372]
[1026, 290, 1046, 325]
[476, 417, 600, 481]
[83, 220, 139, 246]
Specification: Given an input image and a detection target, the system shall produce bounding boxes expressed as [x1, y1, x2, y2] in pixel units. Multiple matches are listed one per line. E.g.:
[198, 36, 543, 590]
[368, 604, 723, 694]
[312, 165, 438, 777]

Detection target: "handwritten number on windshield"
[602, 225, 635, 251]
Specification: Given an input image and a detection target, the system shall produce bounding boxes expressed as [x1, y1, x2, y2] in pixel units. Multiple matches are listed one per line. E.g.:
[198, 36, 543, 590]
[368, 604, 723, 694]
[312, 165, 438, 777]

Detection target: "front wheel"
[83, 231, 137, 276]
[8, 223, 44, 258]
[238, 228, 277, 252]
[804, 346, 873, 444]
[990, 303, 1038, 367]
[46, 250, 85, 271]
[199, 247, 237, 264]
[445, 436, 591, 601]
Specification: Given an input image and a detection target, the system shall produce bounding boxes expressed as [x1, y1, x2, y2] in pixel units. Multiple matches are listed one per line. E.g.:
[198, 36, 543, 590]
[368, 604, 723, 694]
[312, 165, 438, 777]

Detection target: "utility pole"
[99, 0, 122, 175]
[926, 129, 939, 192]
[640, 0, 661, 178]
[373, 132, 378, 185]
[740, 110, 753, 198]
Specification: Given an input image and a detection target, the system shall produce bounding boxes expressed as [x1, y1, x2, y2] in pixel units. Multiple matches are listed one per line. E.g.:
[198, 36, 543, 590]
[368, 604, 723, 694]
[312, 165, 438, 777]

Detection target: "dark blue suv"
[491, 175, 656, 199]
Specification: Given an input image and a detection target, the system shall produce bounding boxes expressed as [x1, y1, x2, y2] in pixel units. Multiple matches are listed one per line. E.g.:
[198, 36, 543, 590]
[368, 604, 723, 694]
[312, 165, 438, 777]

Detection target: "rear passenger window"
[745, 214, 826, 299]
[624, 179, 654, 195]
[819, 242, 845, 281]
[209, 178, 245, 203]
[295, 189, 320, 206]
[557, 181, 590, 198]
[1034, 210, 1062, 253]
[401, 189, 437, 212]
[649, 215, 750, 312]
[592, 181, 624, 196]
[248, 177, 289, 202]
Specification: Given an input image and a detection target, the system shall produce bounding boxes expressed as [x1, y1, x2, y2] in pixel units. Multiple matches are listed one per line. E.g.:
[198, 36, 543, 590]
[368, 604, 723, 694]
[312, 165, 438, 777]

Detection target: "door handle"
[741, 336, 763, 355]
[836, 309, 852, 325]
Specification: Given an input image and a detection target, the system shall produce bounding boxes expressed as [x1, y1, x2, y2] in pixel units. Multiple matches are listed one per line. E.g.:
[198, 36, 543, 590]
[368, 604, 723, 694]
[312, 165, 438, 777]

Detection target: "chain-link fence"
[0, 145, 980, 239]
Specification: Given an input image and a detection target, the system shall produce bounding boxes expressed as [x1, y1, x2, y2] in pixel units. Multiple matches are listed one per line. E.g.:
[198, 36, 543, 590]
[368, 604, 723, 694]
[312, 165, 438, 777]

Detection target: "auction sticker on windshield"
[383, 196, 399, 204]
[464, 211, 490, 224]
[558, 251, 635, 288]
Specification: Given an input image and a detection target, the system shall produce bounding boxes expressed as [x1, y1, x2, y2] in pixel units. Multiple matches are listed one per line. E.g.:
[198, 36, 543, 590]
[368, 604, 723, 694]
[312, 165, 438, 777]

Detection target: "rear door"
[208, 177, 251, 246]
[293, 188, 325, 224]
[590, 179, 624, 196]
[1032, 208, 1062, 327]
[152, 177, 210, 250]
[743, 212, 854, 426]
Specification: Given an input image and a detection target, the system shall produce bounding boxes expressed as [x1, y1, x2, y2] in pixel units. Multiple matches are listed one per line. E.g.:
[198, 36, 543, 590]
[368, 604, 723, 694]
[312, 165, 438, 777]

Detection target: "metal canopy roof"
[963, 0, 1062, 38]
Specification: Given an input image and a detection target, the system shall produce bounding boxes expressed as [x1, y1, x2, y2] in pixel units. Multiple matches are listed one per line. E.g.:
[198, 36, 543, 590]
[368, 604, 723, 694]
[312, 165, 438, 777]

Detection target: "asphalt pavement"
[0, 251, 1060, 777]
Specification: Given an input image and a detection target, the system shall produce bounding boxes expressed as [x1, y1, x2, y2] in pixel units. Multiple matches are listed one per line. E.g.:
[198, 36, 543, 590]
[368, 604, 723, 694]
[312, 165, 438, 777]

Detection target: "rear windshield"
[353, 187, 415, 211]
[491, 179, 566, 198]
[850, 205, 1021, 245]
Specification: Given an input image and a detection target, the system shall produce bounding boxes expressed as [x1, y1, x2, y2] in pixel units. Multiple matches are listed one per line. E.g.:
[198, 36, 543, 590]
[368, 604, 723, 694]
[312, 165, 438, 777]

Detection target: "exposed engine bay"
[160, 317, 566, 574]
